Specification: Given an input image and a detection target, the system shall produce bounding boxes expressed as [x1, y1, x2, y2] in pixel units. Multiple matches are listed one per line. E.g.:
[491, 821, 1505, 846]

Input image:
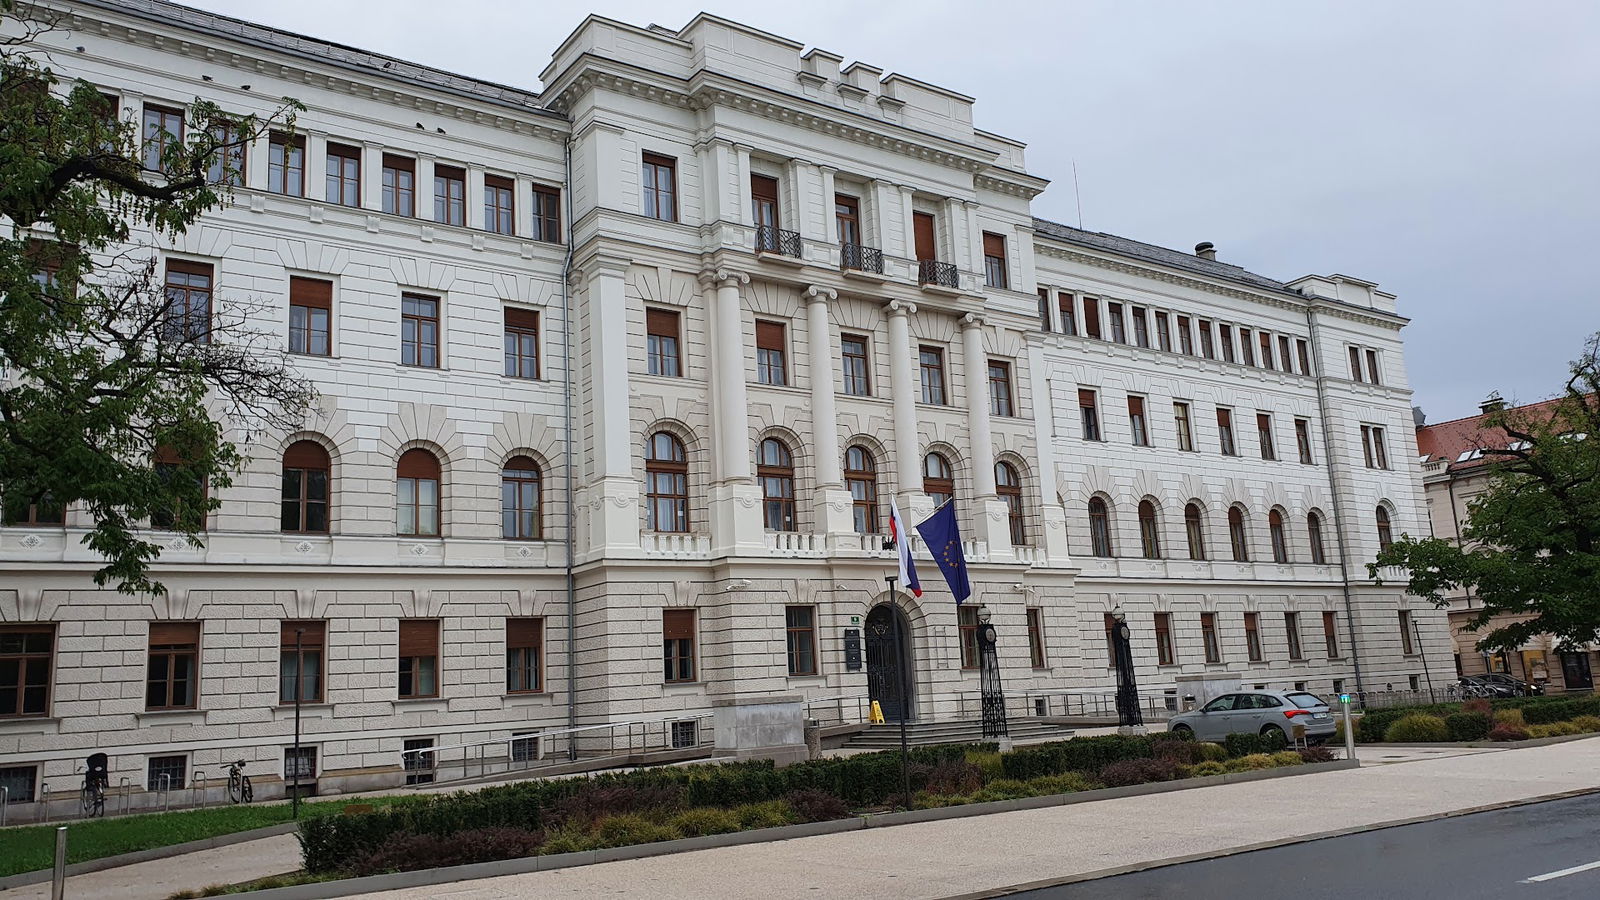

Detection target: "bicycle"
[80, 752, 108, 818]
[226, 759, 254, 804]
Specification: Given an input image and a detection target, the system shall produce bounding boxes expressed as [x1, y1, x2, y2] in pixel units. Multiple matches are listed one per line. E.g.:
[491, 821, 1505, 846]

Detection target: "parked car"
[1167, 689, 1337, 745]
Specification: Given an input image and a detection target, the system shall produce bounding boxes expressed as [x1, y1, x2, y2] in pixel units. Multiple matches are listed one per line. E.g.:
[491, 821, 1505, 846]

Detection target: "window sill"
[503, 692, 554, 704]
[786, 674, 826, 682]
[0, 715, 60, 734]
[138, 708, 203, 723]
[395, 697, 445, 710]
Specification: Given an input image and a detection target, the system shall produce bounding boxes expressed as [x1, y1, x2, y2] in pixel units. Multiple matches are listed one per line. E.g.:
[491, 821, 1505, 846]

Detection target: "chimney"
[1194, 242, 1216, 261]
[1412, 406, 1427, 429]
[1479, 392, 1506, 414]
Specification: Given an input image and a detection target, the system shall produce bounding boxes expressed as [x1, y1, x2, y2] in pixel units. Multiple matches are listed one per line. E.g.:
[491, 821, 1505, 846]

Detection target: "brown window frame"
[1083, 299, 1102, 339]
[3, 490, 63, 526]
[1279, 335, 1294, 373]
[280, 440, 330, 535]
[1399, 610, 1415, 655]
[1377, 505, 1394, 552]
[501, 456, 542, 540]
[1197, 319, 1215, 359]
[268, 132, 305, 197]
[532, 185, 562, 242]
[1104, 612, 1120, 667]
[1130, 307, 1150, 348]
[1366, 349, 1382, 385]
[758, 438, 796, 532]
[1285, 612, 1303, 660]
[1308, 512, 1328, 564]
[1154, 311, 1171, 351]
[959, 605, 981, 670]
[289, 276, 332, 357]
[1176, 315, 1193, 354]
[396, 448, 442, 537]
[1173, 401, 1194, 452]
[996, 461, 1025, 546]
[1026, 608, 1047, 669]
[1088, 496, 1113, 557]
[382, 154, 415, 217]
[835, 193, 861, 246]
[1154, 612, 1175, 666]
[1185, 503, 1207, 560]
[146, 621, 200, 711]
[1297, 338, 1312, 376]
[1, 624, 54, 718]
[1217, 407, 1237, 456]
[1138, 498, 1161, 559]
[433, 164, 466, 227]
[1295, 419, 1314, 465]
[1219, 323, 1236, 363]
[506, 618, 543, 693]
[1323, 611, 1340, 658]
[1058, 292, 1078, 336]
[755, 320, 788, 386]
[751, 173, 780, 235]
[503, 307, 540, 380]
[1079, 389, 1101, 441]
[397, 619, 440, 699]
[646, 307, 682, 377]
[1269, 509, 1289, 563]
[1239, 327, 1255, 366]
[1128, 395, 1149, 447]
[1107, 302, 1126, 343]
[982, 232, 1008, 289]
[279, 620, 325, 704]
[785, 606, 818, 677]
[841, 333, 871, 396]
[400, 293, 441, 368]
[141, 104, 185, 173]
[923, 452, 954, 507]
[1201, 612, 1221, 663]
[845, 446, 880, 535]
[642, 152, 678, 222]
[324, 142, 361, 207]
[645, 432, 690, 533]
[988, 360, 1014, 417]
[1228, 506, 1249, 562]
[205, 119, 246, 186]
[919, 345, 947, 405]
[163, 259, 213, 344]
[1349, 346, 1364, 381]
[1259, 331, 1275, 370]
[663, 609, 696, 683]
[484, 173, 515, 236]
[1257, 412, 1276, 461]
[1245, 612, 1263, 662]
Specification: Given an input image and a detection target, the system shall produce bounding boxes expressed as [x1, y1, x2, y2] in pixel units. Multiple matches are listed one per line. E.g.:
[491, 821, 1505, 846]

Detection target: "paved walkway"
[4, 833, 301, 900]
[360, 738, 1600, 900]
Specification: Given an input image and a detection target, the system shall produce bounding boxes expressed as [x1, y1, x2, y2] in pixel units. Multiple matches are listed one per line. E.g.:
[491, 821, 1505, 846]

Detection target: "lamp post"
[882, 575, 911, 805]
[975, 604, 1008, 741]
[1110, 607, 1143, 730]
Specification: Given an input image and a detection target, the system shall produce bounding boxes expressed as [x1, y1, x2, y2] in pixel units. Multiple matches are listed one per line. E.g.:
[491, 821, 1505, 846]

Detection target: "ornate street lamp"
[1110, 607, 1143, 729]
[976, 604, 1008, 739]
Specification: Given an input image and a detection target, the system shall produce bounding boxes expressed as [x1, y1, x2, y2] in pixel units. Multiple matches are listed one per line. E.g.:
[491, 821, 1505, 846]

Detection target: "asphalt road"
[1014, 793, 1600, 900]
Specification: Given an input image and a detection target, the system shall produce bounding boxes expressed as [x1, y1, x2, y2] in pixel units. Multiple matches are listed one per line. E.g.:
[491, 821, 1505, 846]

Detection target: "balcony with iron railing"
[918, 258, 960, 289]
[839, 242, 884, 275]
[755, 224, 803, 259]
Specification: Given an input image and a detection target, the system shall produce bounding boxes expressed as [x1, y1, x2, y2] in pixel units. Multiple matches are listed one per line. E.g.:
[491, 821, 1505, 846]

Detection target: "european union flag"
[914, 501, 971, 603]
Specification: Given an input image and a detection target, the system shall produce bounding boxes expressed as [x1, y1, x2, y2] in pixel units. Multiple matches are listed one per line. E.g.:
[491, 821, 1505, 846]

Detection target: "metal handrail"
[755, 225, 802, 258]
[398, 712, 716, 785]
[840, 242, 884, 273]
[918, 258, 959, 288]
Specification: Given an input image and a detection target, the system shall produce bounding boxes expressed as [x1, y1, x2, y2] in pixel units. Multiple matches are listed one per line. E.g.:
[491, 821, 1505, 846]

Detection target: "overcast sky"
[188, 0, 1600, 423]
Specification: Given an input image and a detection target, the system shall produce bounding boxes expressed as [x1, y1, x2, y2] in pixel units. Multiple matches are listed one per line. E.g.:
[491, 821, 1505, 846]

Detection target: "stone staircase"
[840, 719, 1075, 750]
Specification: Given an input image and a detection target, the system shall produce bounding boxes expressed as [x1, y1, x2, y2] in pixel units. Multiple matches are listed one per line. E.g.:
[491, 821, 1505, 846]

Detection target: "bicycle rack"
[156, 772, 173, 812]
[38, 781, 49, 823]
[117, 777, 132, 816]
[191, 770, 207, 809]
[1, 784, 9, 827]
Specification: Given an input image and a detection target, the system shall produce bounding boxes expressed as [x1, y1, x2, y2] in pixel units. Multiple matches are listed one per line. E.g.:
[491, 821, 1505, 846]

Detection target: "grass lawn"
[0, 795, 417, 878]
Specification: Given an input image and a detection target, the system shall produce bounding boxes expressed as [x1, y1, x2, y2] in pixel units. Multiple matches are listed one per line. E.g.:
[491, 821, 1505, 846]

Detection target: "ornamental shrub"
[999, 734, 1157, 780]
[667, 807, 741, 838]
[538, 825, 598, 856]
[1224, 754, 1277, 773]
[1189, 761, 1227, 777]
[349, 827, 543, 876]
[1463, 698, 1492, 716]
[924, 760, 984, 796]
[965, 750, 1005, 781]
[1027, 772, 1099, 795]
[1269, 751, 1304, 767]
[784, 789, 851, 823]
[1196, 742, 1229, 762]
[1568, 715, 1600, 733]
[1383, 714, 1450, 743]
[1494, 708, 1527, 729]
[1488, 723, 1530, 742]
[1098, 757, 1181, 788]
[1444, 711, 1492, 742]
[590, 814, 682, 849]
[1224, 731, 1287, 757]
[1297, 745, 1336, 764]
[1520, 697, 1600, 724]
[1528, 721, 1583, 738]
[971, 778, 1035, 801]
[732, 800, 796, 830]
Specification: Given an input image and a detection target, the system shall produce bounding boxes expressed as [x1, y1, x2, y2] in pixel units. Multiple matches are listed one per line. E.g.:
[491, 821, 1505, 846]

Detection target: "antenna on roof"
[1072, 159, 1084, 230]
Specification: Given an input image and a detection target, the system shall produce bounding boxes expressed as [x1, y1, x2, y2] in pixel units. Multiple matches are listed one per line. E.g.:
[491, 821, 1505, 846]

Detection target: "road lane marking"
[1522, 860, 1600, 883]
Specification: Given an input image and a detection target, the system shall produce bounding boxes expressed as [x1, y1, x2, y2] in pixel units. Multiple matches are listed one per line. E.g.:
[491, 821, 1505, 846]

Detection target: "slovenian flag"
[889, 499, 922, 597]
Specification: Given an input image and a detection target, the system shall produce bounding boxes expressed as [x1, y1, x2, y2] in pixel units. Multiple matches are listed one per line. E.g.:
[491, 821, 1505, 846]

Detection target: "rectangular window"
[0, 765, 37, 803]
[919, 346, 947, 405]
[163, 259, 213, 343]
[484, 173, 515, 235]
[1154, 612, 1174, 666]
[1176, 315, 1193, 355]
[750, 174, 779, 234]
[324, 142, 361, 207]
[983, 232, 1008, 289]
[397, 619, 439, 699]
[1037, 289, 1052, 333]
[841, 334, 871, 396]
[1219, 324, 1236, 363]
[663, 609, 696, 683]
[381, 154, 415, 217]
[1217, 408, 1236, 456]
[288, 277, 332, 357]
[278, 620, 324, 704]
[146, 621, 200, 710]
[642, 153, 678, 222]
[205, 121, 245, 186]
[503, 307, 539, 379]
[1083, 299, 1102, 339]
[988, 361, 1014, 417]
[1257, 412, 1276, 461]
[1128, 395, 1149, 446]
[1197, 319, 1214, 359]
[1295, 419, 1314, 465]
[1130, 307, 1149, 348]
[1400, 611, 1416, 655]
[433, 165, 465, 226]
[1245, 612, 1263, 662]
[1026, 609, 1046, 669]
[1297, 338, 1311, 376]
[532, 185, 562, 242]
[147, 755, 187, 792]
[1323, 611, 1340, 658]
[400, 293, 440, 368]
[1362, 425, 1389, 469]
[268, 132, 304, 197]
[1, 624, 53, 718]
[1173, 402, 1194, 452]
[785, 606, 817, 677]
[1154, 311, 1171, 351]
[1201, 613, 1220, 663]
[756, 320, 788, 386]
[402, 738, 434, 786]
[1285, 612, 1303, 660]
[959, 606, 980, 669]
[1079, 389, 1101, 441]
[1058, 293, 1078, 336]
[1259, 331, 1275, 369]
[141, 104, 184, 172]
[1107, 302, 1126, 343]
[1280, 336, 1294, 373]
[284, 746, 317, 783]
[646, 308, 682, 377]
[835, 193, 861, 246]
[1349, 346, 1364, 381]
[3, 488, 62, 526]
[1365, 349, 1382, 385]
[1239, 327, 1255, 366]
[506, 618, 543, 693]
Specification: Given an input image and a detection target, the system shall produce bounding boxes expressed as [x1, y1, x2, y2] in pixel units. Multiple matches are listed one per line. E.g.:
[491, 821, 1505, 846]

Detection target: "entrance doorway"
[865, 604, 914, 722]
[1560, 652, 1593, 691]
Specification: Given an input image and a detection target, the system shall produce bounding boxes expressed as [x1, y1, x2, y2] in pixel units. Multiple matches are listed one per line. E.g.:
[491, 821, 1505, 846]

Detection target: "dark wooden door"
[865, 605, 911, 722]
[913, 212, 936, 261]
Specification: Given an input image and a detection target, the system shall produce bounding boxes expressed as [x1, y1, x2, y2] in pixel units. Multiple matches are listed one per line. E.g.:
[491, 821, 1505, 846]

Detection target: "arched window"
[396, 448, 441, 537]
[1308, 511, 1327, 564]
[1184, 503, 1206, 560]
[1138, 499, 1160, 559]
[845, 446, 879, 535]
[1228, 506, 1249, 562]
[1088, 497, 1113, 557]
[996, 461, 1024, 546]
[758, 438, 795, 532]
[1269, 508, 1288, 563]
[1376, 505, 1394, 552]
[645, 432, 689, 533]
[923, 452, 954, 507]
[501, 456, 542, 540]
[281, 440, 330, 534]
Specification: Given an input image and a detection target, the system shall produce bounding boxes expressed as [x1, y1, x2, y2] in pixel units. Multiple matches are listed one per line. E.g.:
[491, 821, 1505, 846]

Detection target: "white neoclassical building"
[0, 0, 1447, 811]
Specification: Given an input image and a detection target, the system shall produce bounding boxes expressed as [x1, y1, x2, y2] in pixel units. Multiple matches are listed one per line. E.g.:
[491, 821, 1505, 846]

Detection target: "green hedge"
[998, 734, 1160, 781]
[1444, 712, 1492, 741]
[1518, 697, 1600, 724]
[1223, 730, 1288, 756]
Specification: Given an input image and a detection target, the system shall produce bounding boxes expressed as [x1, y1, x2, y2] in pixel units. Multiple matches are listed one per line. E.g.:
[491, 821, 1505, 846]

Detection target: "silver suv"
[1167, 689, 1336, 745]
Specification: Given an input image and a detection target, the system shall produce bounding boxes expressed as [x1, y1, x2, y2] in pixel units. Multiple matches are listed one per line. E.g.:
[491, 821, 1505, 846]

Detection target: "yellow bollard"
[869, 700, 885, 724]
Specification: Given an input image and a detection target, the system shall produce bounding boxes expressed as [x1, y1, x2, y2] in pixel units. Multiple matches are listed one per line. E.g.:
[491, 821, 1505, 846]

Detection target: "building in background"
[0, 0, 1441, 813]
[1417, 395, 1599, 692]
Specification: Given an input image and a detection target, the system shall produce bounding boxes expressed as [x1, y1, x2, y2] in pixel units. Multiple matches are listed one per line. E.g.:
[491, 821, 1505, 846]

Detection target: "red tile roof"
[1416, 397, 1568, 474]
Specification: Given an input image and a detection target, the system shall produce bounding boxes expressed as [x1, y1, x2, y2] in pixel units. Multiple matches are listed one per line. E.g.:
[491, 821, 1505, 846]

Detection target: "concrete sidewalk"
[358, 738, 1600, 900]
[3, 833, 301, 900]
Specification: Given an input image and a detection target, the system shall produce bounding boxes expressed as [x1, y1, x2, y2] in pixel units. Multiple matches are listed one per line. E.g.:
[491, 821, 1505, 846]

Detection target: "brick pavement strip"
[354, 738, 1600, 900]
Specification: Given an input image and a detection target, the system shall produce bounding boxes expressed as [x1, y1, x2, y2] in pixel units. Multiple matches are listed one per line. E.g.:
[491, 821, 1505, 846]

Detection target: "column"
[886, 300, 920, 504]
[806, 287, 854, 542]
[963, 313, 1013, 560]
[581, 255, 641, 556]
[702, 269, 764, 555]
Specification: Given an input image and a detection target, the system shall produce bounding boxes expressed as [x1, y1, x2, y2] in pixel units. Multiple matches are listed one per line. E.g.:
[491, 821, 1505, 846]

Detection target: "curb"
[0, 822, 299, 891]
[1370, 732, 1600, 751]
[942, 785, 1600, 899]
[221, 759, 1359, 900]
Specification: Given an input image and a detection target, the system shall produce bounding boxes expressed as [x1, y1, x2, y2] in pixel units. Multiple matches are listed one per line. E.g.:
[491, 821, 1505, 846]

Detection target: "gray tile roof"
[1032, 217, 1295, 295]
[74, 0, 561, 119]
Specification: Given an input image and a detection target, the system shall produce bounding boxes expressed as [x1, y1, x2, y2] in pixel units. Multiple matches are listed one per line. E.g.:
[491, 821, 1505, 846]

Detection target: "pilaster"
[466, 163, 486, 231]
[303, 129, 327, 203]
[579, 254, 640, 556]
[701, 268, 763, 556]
[804, 286, 854, 542]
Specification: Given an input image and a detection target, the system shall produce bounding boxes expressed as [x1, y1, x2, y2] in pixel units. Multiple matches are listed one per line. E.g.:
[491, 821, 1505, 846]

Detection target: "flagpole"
[884, 574, 911, 806]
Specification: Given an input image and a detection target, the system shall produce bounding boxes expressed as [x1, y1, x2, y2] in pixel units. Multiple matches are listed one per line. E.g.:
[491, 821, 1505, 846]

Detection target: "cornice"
[1035, 241, 1313, 316]
[976, 170, 1049, 200]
